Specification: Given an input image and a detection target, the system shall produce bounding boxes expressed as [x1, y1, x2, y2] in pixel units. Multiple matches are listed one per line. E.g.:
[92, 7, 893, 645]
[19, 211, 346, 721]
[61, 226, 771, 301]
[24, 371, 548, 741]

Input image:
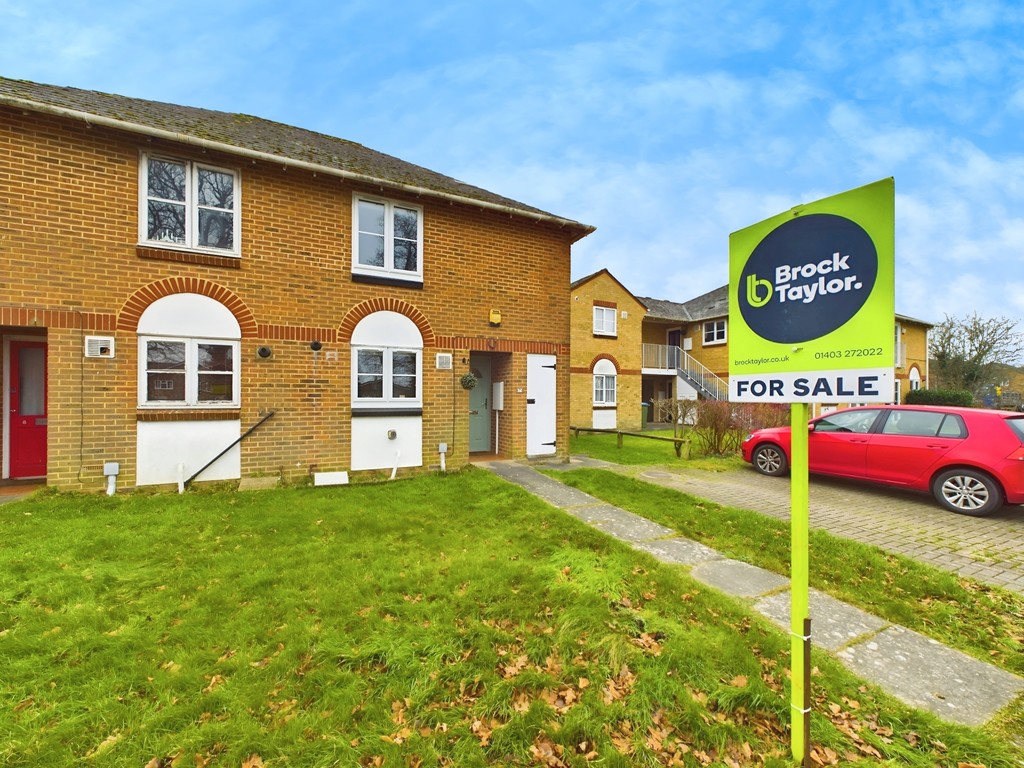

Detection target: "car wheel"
[752, 444, 788, 476]
[932, 469, 1004, 516]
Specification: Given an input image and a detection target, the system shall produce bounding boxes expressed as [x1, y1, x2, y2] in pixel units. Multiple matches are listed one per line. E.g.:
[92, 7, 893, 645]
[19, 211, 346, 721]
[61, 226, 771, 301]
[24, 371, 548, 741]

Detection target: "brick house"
[568, 269, 646, 431]
[0, 78, 593, 491]
[569, 274, 932, 427]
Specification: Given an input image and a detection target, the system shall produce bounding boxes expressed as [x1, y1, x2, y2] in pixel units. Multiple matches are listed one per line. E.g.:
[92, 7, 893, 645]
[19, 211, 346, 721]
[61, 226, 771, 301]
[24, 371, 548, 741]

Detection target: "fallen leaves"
[602, 664, 636, 705]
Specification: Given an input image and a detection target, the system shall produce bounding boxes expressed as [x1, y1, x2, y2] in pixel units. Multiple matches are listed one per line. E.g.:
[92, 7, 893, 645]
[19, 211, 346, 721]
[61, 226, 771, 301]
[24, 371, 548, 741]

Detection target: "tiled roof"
[639, 285, 728, 322]
[678, 284, 729, 320]
[0, 77, 593, 239]
[642, 282, 930, 327]
[636, 296, 692, 322]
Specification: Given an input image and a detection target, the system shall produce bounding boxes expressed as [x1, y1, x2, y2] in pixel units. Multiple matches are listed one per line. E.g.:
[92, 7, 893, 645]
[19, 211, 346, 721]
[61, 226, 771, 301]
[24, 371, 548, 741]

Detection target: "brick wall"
[1, 108, 579, 489]
[688, 317, 730, 379]
[897, 319, 930, 402]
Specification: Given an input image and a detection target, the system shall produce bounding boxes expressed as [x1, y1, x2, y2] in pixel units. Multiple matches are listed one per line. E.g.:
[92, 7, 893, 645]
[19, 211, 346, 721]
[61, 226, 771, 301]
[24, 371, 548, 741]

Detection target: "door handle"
[527, 398, 536, 404]
[468, 410, 479, 415]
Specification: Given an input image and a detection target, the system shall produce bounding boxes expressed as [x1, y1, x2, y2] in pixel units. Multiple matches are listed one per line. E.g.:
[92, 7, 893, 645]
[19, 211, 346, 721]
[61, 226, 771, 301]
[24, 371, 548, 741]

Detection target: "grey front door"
[468, 354, 492, 452]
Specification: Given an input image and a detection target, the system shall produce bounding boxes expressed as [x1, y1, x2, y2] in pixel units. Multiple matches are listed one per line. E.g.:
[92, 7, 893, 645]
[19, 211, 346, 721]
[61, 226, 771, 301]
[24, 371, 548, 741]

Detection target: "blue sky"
[3, 0, 1023, 324]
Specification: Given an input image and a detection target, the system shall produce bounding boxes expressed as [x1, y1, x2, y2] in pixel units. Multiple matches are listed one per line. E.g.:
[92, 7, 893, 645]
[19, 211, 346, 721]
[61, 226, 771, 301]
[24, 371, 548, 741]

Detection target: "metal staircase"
[677, 350, 728, 400]
[642, 344, 728, 400]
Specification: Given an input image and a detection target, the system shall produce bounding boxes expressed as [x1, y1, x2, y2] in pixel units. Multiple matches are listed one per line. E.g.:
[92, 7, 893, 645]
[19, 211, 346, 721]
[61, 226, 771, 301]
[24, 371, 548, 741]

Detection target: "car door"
[864, 409, 964, 487]
[808, 408, 884, 479]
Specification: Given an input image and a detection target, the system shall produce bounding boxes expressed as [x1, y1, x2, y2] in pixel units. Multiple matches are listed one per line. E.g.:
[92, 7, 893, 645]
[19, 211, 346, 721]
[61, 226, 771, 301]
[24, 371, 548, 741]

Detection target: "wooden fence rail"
[570, 426, 691, 458]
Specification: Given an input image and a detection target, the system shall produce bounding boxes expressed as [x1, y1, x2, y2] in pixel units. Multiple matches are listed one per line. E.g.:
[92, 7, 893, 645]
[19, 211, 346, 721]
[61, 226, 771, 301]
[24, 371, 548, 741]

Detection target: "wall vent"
[435, 353, 453, 370]
[84, 336, 115, 358]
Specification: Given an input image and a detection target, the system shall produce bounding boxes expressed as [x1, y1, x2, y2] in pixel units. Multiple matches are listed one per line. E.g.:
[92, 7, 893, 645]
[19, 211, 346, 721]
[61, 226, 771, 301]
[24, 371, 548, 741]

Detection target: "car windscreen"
[1007, 417, 1024, 442]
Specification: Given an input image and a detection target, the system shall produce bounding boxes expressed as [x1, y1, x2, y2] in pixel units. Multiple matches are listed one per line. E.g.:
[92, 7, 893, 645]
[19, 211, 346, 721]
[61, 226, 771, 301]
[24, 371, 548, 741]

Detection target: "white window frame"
[138, 153, 241, 256]
[594, 374, 616, 405]
[593, 306, 617, 336]
[909, 367, 922, 391]
[138, 335, 240, 408]
[703, 319, 727, 345]
[593, 358, 617, 405]
[352, 346, 423, 407]
[352, 195, 424, 283]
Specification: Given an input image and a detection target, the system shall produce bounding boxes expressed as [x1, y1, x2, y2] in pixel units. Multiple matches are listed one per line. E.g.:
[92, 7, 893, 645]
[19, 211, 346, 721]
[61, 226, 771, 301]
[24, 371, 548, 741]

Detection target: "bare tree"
[929, 313, 1024, 393]
[650, 396, 698, 438]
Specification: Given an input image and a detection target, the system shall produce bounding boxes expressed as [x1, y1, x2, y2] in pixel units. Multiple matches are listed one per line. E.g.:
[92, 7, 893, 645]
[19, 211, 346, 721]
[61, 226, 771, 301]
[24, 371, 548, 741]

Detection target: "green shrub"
[905, 388, 974, 406]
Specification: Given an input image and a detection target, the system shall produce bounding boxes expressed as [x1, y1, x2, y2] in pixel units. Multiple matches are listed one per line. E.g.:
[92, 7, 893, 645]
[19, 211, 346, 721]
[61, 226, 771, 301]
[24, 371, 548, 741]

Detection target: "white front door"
[526, 354, 557, 456]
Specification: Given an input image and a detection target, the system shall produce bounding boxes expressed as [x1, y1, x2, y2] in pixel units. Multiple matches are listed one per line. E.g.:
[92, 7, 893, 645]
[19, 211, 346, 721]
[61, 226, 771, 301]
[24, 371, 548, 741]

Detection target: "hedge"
[904, 388, 974, 406]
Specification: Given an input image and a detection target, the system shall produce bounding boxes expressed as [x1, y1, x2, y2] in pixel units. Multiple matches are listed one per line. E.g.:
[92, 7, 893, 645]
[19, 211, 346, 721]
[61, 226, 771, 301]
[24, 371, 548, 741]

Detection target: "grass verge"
[0, 469, 1019, 766]
[550, 468, 1024, 743]
[570, 429, 745, 470]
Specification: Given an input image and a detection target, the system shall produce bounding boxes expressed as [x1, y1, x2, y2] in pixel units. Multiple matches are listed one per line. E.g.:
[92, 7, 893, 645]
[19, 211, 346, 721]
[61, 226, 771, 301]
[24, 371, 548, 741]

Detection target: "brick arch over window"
[117, 278, 258, 336]
[338, 298, 435, 346]
[589, 353, 621, 372]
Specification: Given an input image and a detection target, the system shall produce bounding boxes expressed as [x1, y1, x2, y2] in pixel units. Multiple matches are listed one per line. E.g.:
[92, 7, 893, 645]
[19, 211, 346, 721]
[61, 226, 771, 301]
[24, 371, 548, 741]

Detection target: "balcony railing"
[642, 343, 680, 370]
[642, 344, 728, 400]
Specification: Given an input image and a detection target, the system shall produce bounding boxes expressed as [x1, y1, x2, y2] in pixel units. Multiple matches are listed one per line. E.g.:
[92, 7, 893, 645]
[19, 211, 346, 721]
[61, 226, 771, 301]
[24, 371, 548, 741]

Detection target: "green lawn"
[570, 429, 746, 470]
[1, 470, 1019, 767]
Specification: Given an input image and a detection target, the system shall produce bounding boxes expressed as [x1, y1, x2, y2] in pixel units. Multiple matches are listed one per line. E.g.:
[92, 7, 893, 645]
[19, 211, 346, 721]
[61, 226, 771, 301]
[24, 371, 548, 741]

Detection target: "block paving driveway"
[628, 464, 1024, 596]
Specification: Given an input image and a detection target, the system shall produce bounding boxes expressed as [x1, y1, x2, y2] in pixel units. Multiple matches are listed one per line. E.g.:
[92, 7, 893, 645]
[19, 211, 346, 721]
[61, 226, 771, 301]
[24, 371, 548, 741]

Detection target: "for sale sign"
[729, 179, 895, 403]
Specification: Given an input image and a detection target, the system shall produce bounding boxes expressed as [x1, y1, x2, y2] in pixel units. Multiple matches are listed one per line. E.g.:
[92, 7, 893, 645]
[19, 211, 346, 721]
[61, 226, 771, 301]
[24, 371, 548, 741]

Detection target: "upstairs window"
[353, 196, 423, 283]
[140, 154, 240, 255]
[593, 306, 617, 336]
[703, 319, 726, 345]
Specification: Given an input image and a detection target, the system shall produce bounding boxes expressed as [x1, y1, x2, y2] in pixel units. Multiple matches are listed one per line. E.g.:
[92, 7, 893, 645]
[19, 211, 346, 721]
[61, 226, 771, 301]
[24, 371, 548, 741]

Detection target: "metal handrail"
[642, 344, 728, 400]
[184, 410, 276, 489]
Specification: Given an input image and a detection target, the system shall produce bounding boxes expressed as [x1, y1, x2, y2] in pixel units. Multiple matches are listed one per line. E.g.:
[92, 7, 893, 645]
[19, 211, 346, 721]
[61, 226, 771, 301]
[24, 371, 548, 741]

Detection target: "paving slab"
[238, 476, 280, 491]
[631, 537, 723, 565]
[588, 512, 676, 543]
[837, 625, 1024, 726]
[754, 590, 889, 651]
[482, 461, 598, 508]
[559, 502, 640, 525]
[690, 558, 790, 598]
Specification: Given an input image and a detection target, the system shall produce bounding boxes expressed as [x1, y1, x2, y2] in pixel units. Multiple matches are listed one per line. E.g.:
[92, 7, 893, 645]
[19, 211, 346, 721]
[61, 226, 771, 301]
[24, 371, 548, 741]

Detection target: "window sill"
[593, 332, 618, 338]
[351, 407, 424, 417]
[702, 340, 726, 347]
[592, 404, 618, 410]
[137, 408, 241, 421]
[352, 272, 423, 289]
[138, 245, 241, 269]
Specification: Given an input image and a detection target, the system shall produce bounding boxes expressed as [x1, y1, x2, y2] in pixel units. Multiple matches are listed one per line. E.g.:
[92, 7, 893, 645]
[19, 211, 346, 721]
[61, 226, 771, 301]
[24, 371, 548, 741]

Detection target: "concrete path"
[482, 458, 1024, 728]
[0, 484, 42, 504]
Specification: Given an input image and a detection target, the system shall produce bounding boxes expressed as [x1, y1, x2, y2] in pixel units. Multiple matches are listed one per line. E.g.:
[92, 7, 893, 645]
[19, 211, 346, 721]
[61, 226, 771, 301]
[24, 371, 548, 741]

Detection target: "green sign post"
[728, 179, 895, 763]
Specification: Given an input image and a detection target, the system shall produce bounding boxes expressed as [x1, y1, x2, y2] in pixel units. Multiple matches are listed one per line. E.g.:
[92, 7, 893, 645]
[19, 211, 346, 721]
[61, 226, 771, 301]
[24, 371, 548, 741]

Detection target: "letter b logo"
[746, 273, 772, 307]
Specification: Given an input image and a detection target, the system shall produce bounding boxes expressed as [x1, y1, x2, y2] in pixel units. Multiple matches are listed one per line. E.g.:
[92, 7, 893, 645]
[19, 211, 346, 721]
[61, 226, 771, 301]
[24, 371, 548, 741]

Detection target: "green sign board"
[728, 178, 895, 403]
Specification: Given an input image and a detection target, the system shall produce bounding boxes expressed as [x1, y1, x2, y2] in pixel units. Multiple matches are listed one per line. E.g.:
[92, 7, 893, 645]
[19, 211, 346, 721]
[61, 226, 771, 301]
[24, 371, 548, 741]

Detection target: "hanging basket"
[460, 372, 479, 390]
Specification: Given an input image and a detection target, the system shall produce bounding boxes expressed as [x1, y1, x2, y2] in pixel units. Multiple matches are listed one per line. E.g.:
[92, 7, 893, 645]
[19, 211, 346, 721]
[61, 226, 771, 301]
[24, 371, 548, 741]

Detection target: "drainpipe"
[103, 462, 119, 496]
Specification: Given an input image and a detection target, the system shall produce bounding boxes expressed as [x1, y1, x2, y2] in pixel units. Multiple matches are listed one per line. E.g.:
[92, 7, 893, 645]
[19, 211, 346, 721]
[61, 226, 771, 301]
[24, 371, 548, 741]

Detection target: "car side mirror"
[808, 423, 816, 432]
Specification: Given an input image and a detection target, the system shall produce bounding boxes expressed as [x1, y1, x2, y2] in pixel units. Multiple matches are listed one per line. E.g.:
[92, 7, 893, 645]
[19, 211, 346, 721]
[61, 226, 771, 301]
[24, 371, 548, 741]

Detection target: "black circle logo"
[739, 213, 877, 344]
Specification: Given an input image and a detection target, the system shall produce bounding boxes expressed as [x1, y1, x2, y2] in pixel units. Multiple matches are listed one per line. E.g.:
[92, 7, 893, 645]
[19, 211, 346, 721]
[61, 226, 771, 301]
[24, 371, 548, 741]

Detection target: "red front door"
[9, 340, 47, 478]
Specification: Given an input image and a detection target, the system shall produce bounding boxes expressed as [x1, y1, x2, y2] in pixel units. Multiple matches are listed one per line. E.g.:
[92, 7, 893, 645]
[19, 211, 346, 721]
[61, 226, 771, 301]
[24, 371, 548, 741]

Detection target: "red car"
[741, 405, 1024, 516]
